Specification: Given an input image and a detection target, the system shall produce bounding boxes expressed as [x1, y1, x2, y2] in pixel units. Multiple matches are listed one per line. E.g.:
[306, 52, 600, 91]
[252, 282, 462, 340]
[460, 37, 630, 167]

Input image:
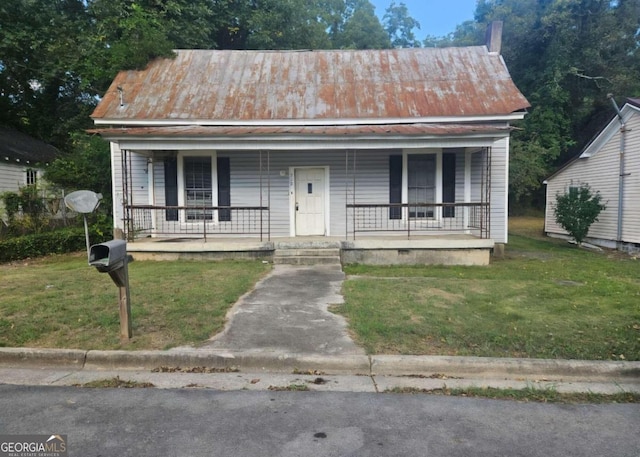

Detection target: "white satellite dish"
[64, 190, 102, 214]
[64, 190, 103, 262]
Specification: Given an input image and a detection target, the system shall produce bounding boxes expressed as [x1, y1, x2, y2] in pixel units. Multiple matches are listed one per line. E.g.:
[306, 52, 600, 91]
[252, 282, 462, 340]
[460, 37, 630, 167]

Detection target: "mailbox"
[89, 240, 127, 273]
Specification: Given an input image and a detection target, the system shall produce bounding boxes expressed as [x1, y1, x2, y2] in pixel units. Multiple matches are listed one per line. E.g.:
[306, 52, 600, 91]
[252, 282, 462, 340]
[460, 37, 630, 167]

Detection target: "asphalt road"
[0, 385, 638, 457]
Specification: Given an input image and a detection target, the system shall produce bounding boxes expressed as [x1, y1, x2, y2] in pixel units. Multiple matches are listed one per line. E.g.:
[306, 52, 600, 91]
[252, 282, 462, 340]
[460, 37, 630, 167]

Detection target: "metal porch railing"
[346, 202, 490, 239]
[125, 205, 270, 241]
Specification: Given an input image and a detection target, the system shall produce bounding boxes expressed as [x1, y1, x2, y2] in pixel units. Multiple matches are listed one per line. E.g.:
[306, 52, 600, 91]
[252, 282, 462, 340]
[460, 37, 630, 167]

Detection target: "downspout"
[608, 95, 626, 245]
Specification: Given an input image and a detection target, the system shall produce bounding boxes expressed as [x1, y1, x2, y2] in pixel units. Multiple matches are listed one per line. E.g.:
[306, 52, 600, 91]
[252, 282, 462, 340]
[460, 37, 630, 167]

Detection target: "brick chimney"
[485, 21, 503, 54]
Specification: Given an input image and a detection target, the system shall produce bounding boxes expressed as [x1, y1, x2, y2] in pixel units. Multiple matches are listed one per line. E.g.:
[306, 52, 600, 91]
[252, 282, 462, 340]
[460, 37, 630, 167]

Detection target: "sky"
[370, 0, 478, 40]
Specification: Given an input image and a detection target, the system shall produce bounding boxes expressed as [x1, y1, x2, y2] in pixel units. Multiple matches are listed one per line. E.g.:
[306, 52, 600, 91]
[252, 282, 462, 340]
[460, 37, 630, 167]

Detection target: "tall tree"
[383, 1, 421, 48]
[449, 0, 640, 207]
[333, 0, 390, 49]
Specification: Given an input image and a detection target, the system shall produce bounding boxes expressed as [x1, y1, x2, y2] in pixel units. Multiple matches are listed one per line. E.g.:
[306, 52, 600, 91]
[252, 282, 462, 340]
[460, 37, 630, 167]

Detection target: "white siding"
[490, 137, 508, 243]
[545, 110, 640, 245]
[111, 143, 151, 232]
[0, 162, 30, 193]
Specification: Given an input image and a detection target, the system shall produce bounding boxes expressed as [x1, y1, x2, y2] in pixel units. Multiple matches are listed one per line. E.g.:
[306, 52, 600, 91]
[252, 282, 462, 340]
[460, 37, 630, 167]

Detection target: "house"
[544, 98, 640, 253]
[0, 126, 60, 223]
[90, 22, 529, 265]
[0, 126, 59, 193]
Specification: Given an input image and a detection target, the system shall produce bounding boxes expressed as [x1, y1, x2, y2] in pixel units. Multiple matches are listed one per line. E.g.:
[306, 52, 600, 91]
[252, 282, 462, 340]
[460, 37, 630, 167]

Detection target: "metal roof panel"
[92, 48, 530, 122]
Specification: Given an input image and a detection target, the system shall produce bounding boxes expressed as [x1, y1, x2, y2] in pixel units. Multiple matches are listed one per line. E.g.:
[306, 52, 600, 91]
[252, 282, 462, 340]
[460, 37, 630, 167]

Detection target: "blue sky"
[370, 0, 478, 39]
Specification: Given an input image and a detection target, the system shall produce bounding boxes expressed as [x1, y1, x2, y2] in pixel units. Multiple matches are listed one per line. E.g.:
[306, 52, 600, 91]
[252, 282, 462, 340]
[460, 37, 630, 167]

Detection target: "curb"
[1, 348, 639, 383]
[0, 348, 86, 368]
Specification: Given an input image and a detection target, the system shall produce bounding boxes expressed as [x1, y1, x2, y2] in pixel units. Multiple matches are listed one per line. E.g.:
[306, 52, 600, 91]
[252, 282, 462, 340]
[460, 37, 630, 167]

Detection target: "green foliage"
[0, 225, 111, 263]
[383, 1, 421, 48]
[44, 133, 112, 205]
[0, 186, 49, 235]
[554, 185, 606, 245]
[450, 0, 640, 209]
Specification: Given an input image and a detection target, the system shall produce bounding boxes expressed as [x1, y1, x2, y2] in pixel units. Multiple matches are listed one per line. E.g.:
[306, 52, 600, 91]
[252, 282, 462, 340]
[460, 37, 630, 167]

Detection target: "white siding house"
[91, 24, 529, 264]
[0, 127, 59, 223]
[544, 99, 640, 252]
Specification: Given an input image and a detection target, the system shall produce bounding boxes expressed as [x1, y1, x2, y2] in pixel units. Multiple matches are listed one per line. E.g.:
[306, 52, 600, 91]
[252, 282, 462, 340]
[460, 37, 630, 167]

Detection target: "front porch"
[127, 234, 495, 266]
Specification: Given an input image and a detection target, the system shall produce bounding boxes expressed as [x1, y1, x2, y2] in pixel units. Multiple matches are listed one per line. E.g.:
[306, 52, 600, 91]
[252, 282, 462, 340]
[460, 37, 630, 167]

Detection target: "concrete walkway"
[200, 265, 364, 355]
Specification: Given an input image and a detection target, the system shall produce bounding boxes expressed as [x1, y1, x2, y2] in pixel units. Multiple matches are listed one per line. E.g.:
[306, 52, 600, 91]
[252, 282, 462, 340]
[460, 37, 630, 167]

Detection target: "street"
[0, 384, 638, 456]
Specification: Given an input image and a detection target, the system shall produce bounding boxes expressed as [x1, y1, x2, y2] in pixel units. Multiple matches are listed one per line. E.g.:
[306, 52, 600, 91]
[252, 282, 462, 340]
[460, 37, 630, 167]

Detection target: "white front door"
[295, 168, 326, 236]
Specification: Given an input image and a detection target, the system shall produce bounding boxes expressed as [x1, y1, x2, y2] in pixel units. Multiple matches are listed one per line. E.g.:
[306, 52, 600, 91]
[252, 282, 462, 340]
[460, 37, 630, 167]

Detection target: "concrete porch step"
[273, 256, 342, 266]
[275, 248, 341, 257]
[274, 248, 342, 266]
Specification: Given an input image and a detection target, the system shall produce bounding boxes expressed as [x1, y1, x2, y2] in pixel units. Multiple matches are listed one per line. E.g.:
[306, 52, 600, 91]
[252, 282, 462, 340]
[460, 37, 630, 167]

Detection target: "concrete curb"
[0, 348, 86, 368]
[84, 350, 371, 375]
[371, 355, 640, 382]
[1, 348, 639, 383]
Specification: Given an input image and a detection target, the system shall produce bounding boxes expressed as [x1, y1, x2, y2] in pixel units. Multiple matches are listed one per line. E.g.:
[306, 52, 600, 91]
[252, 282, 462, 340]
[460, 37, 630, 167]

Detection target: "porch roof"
[90, 122, 513, 140]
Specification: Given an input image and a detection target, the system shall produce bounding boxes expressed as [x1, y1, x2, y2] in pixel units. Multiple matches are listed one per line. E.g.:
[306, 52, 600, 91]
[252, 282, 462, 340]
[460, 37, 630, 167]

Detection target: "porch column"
[464, 149, 472, 231]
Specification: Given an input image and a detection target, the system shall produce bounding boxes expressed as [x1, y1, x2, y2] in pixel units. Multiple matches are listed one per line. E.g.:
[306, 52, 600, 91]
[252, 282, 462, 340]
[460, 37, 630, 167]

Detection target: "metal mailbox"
[89, 240, 127, 273]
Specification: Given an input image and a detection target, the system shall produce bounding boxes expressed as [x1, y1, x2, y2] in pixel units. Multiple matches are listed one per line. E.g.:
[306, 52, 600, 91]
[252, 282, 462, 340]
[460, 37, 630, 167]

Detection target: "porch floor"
[126, 235, 495, 266]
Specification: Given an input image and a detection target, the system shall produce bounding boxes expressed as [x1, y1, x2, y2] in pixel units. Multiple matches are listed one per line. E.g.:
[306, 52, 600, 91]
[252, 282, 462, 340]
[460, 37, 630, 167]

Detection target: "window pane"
[184, 157, 212, 220]
[408, 155, 435, 218]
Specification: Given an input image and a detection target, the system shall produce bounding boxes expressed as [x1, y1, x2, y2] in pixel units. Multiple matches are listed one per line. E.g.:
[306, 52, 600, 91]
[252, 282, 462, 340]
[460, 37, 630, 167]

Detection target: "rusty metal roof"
[90, 123, 512, 139]
[92, 48, 529, 124]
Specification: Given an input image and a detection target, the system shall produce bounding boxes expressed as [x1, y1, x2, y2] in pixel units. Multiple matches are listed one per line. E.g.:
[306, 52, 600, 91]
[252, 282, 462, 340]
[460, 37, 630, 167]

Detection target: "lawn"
[0, 254, 270, 350]
[339, 217, 640, 360]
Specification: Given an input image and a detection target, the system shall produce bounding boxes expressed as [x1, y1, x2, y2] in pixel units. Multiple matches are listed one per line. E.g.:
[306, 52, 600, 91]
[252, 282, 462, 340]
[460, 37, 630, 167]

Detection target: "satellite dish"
[64, 190, 102, 214]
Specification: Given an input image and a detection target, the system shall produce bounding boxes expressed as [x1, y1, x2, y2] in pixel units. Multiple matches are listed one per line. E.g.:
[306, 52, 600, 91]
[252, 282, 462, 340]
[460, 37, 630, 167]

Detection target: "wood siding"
[0, 162, 30, 193]
[111, 145, 507, 240]
[545, 109, 640, 245]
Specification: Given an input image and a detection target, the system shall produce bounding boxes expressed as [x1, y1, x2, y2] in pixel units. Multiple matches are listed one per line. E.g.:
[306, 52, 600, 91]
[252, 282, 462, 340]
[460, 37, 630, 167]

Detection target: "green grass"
[0, 254, 270, 350]
[384, 386, 640, 403]
[338, 217, 640, 360]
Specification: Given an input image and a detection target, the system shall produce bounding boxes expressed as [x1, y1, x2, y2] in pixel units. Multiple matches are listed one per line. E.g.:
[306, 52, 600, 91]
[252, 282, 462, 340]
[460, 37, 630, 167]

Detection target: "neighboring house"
[0, 126, 60, 222]
[90, 22, 529, 265]
[544, 98, 640, 253]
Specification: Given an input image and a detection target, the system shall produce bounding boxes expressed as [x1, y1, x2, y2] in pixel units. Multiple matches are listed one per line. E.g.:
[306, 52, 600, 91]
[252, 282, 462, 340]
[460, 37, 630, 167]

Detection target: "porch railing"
[125, 205, 270, 241]
[346, 202, 490, 239]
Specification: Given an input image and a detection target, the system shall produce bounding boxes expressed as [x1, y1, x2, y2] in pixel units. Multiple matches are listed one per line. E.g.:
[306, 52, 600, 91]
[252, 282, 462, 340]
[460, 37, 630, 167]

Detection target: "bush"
[0, 225, 112, 263]
[554, 185, 606, 245]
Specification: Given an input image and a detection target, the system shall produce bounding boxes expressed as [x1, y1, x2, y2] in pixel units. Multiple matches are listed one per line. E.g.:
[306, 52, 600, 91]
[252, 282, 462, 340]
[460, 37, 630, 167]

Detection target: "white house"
[90, 23, 529, 265]
[544, 98, 640, 253]
[0, 126, 59, 223]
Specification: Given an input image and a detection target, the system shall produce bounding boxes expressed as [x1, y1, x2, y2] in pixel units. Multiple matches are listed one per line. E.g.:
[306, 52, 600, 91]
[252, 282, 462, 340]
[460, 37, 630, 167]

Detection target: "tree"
[554, 185, 606, 245]
[334, 0, 390, 49]
[448, 0, 640, 209]
[383, 2, 421, 48]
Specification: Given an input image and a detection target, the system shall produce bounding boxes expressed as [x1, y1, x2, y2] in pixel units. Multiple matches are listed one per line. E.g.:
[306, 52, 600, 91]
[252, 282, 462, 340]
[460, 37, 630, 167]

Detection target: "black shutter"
[443, 152, 456, 218]
[217, 157, 231, 221]
[389, 155, 402, 220]
[164, 157, 178, 221]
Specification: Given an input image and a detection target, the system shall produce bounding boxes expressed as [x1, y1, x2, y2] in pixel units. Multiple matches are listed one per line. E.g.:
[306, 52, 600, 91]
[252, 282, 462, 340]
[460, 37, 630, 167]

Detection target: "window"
[26, 169, 37, 186]
[184, 157, 212, 220]
[389, 150, 458, 221]
[407, 155, 435, 218]
[164, 153, 231, 223]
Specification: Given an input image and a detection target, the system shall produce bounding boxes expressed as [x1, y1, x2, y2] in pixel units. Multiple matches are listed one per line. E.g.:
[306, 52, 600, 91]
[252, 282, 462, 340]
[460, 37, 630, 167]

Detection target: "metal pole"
[83, 215, 90, 263]
[608, 95, 627, 244]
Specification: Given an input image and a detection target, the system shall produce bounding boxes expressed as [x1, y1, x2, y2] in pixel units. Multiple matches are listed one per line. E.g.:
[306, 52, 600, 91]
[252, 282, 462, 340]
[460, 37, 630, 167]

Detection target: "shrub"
[0, 225, 112, 263]
[554, 185, 606, 245]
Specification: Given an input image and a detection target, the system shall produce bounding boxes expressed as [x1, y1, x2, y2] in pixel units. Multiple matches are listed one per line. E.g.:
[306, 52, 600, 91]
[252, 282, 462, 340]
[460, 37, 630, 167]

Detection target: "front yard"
[1, 217, 639, 359]
[0, 255, 270, 350]
[339, 217, 640, 360]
